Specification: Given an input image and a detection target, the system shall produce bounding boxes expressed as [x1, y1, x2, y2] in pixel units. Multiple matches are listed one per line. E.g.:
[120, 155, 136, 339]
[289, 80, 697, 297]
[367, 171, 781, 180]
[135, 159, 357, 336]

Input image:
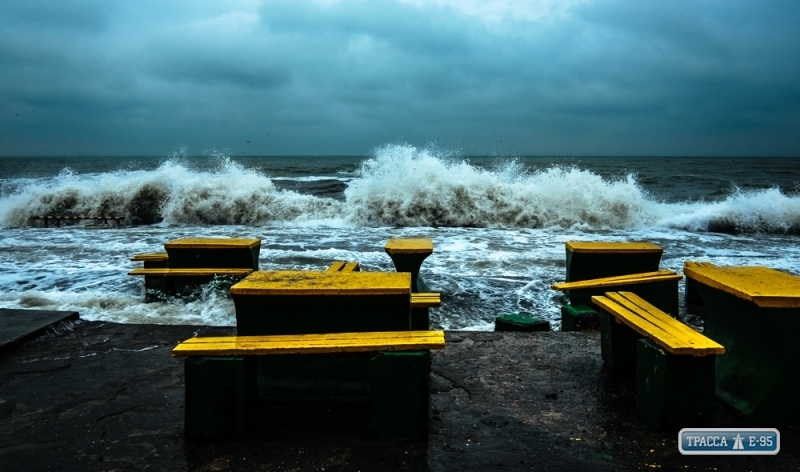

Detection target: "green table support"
[184, 357, 257, 439]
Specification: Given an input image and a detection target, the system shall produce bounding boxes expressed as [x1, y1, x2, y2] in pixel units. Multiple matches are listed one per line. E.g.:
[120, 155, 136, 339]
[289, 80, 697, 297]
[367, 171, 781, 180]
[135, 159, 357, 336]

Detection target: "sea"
[2, 144, 800, 331]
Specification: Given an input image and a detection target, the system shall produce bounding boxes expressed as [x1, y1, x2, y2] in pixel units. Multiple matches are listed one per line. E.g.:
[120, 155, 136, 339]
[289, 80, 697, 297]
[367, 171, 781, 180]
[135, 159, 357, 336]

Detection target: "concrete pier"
[0, 318, 797, 471]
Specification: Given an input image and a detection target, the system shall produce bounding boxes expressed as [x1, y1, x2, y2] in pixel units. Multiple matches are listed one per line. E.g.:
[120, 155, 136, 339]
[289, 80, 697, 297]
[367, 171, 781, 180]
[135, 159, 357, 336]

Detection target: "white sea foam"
[4, 145, 800, 233]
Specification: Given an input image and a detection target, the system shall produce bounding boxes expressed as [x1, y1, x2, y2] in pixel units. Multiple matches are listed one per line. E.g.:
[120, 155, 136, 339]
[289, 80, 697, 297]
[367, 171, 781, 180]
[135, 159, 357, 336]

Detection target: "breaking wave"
[2, 145, 800, 233]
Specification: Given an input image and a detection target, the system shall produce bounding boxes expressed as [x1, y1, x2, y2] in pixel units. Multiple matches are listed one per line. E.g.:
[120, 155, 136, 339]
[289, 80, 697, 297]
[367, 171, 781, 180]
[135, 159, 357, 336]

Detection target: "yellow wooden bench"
[130, 253, 169, 268]
[552, 270, 682, 331]
[130, 253, 169, 262]
[326, 261, 361, 272]
[174, 330, 445, 440]
[591, 291, 724, 428]
[410, 292, 441, 308]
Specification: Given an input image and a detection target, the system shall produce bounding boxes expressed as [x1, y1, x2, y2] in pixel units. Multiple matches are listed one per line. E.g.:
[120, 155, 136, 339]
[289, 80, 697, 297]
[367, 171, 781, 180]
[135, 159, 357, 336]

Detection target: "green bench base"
[636, 339, 716, 429]
[598, 309, 718, 429]
[561, 304, 600, 331]
[495, 313, 551, 332]
[184, 351, 430, 440]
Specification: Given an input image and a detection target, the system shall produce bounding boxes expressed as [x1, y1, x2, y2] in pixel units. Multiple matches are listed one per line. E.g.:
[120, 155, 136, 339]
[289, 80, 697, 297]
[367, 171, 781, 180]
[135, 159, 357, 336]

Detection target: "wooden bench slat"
[605, 292, 724, 351]
[551, 270, 681, 291]
[325, 261, 361, 272]
[128, 268, 253, 277]
[172, 330, 446, 357]
[411, 293, 442, 307]
[592, 292, 725, 356]
[592, 296, 695, 355]
[326, 261, 346, 272]
[130, 253, 170, 262]
[343, 261, 360, 272]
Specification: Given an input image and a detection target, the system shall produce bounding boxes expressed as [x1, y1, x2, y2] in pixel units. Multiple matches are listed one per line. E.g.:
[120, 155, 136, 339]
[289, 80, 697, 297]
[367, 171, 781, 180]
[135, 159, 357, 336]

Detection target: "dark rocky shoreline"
[0, 318, 796, 471]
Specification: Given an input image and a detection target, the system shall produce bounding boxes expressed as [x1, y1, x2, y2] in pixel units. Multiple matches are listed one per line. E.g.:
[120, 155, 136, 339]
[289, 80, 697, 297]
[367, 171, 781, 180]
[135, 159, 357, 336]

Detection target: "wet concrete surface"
[0, 320, 797, 471]
[0, 309, 79, 354]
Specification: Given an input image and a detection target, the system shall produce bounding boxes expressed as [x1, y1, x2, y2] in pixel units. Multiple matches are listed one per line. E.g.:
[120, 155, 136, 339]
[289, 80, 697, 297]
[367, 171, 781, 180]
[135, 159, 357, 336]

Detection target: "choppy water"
[2, 145, 800, 330]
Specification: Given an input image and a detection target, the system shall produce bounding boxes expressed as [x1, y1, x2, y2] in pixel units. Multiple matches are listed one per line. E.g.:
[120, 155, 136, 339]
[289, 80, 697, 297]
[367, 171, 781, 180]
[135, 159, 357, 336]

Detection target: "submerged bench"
[552, 270, 682, 330]
[683, 261, 800, 425]
[326, 261, 361, 272]
[592, 291, 725, 428]
[173, 330, 446, 440]
[33, 215, 124, 227]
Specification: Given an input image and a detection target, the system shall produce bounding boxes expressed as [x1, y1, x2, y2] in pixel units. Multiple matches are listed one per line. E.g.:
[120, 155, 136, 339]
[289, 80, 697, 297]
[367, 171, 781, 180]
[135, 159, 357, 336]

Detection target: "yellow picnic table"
[230, 270, 413, 335]
[565, 241, 663, 282]
[684, 261, 800, 425]
[164, 237, 261, 270]
[229, 270, 415, 403]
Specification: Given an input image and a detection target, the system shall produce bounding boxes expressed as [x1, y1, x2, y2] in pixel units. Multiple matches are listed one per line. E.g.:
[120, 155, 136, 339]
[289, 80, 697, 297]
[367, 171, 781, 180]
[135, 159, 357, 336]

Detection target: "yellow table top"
[230, 270, 412, 296]
[384, 238, 434, 255]
[164, 238, 261, 249]
[566, 241, 663, 253]
[684, 261, 800, 308]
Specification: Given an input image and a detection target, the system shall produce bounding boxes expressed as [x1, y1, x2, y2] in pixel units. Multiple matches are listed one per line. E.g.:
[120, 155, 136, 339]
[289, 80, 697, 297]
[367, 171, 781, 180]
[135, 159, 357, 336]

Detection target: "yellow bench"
[174, 331, 445, 440]
[410, 292, 441, 308]
[552, 270, 682, 330]
[591, 291, 724, 428]
[326, 261, 361, 272]
[130, 253, 169, 269]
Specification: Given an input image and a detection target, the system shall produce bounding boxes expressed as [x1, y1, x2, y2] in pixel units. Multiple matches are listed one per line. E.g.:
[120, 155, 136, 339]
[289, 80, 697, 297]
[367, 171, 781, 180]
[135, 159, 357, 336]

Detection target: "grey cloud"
[0, 0, 798, 156]
[3, 0, 111, 31]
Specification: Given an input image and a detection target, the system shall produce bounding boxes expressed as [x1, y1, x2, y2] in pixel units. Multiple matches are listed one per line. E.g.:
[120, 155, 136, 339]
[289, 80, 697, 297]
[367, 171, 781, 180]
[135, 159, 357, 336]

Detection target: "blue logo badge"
[679, 428, 780, 455]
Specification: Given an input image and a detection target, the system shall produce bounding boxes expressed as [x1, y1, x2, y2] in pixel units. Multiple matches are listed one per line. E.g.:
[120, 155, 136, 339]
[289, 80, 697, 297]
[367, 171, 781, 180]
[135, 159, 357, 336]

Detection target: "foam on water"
[2, 148, 800, 330]
[2, 224, 800, 330]
[3, 145, 800, 233]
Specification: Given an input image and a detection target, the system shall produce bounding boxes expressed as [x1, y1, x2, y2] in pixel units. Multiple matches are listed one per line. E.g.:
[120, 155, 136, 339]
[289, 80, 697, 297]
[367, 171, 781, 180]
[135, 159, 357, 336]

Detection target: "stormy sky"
[1, 0, 798, 157]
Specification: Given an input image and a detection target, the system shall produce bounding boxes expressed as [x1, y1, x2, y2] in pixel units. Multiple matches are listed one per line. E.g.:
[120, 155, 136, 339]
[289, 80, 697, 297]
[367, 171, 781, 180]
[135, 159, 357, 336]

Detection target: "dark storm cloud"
[0, 0, 798, 156]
